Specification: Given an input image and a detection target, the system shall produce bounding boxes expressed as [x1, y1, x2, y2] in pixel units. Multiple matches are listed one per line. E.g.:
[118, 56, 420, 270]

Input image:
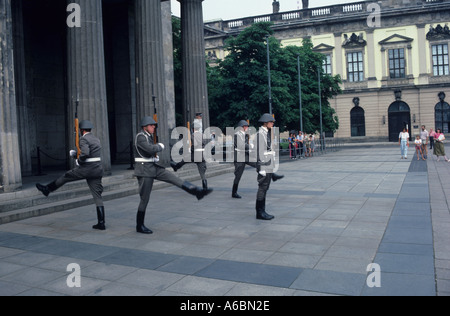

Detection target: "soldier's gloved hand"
[69, 150, 77, 158]
[75, 159, 80, 167]
[158, 143, 165, 151]
[258, 170, 267, 177]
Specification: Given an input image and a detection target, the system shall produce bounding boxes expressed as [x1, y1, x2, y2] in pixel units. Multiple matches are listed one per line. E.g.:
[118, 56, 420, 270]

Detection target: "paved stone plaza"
[0, 145, 449, 296]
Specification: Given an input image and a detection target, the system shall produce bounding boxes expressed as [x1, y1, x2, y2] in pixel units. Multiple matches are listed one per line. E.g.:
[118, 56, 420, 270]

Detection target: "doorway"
[388, 101, 411, 142]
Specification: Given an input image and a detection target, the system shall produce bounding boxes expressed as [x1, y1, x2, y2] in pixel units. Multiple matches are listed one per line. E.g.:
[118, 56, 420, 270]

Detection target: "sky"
[170, 0, 364, 21]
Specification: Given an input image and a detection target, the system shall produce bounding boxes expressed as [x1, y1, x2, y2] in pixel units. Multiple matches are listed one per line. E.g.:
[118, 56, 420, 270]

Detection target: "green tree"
[207, 22, 341, 134]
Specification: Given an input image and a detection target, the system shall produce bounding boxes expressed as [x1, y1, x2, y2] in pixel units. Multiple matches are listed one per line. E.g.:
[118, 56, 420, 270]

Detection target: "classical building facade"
[0, 0, 209, 193]
[204, 0, 450, 142]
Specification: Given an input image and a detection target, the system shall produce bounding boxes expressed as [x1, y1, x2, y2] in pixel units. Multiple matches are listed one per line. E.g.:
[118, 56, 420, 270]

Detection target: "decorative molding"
[342, 33, 367, 48]
[426, 24, 450, 41]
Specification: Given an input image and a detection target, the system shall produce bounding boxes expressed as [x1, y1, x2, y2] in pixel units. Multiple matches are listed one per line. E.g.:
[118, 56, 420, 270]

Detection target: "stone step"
[0, 162, 234, 225]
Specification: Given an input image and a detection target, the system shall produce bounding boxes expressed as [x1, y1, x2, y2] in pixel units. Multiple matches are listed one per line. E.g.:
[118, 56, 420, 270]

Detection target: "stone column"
[12, 0, 32, 177]
[67, 0, 111, 174]
[161, 0, 176, 132]
[179, 0, 210, 128]
[0, 0, 22, 192]
[134, 0, 170, 165]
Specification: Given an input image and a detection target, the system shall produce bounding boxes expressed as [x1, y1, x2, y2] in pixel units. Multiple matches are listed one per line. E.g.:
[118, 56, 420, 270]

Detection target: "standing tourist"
[433, 128, 449, 162]
[399, 127, 410, 159]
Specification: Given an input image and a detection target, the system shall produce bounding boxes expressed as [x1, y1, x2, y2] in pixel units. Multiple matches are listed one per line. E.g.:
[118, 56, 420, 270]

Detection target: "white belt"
[85, 158, 101, 163]
[135, 157, 157, 163]
[264, 151, 275, 156]
[194, 149, 205, 152]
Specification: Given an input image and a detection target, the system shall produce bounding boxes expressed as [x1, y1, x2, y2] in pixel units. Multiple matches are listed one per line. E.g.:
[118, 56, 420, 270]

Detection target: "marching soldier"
[36, 120, 106, 230]
[232, 120, 284, 199]
[255, 113, 283, 220]
[134, 117, 213, 234]
[171, 122, 209, 190]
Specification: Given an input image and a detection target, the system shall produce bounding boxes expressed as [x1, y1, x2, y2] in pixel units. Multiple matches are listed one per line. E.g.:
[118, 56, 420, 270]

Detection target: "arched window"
[435, 101, 450, 133]
[351, 106, 366, 137]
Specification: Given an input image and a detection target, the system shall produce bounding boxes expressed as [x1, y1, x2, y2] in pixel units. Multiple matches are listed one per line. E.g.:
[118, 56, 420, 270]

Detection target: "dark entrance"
[388, 101, 411, 142]
[350, 106, 366, 137]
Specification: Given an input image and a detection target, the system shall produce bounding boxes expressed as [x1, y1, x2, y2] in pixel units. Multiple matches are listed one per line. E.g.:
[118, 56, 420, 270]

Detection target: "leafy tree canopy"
[207, 22, 342, 134]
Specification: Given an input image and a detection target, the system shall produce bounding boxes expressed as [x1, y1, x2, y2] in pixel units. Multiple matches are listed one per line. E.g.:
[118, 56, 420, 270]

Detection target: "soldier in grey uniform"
[36, 120, 106, 230]
[255, 113, 283, 220]
[171, 122, 209, 190]
[232, 120, 284, 199]
[134, 117, 213, 234]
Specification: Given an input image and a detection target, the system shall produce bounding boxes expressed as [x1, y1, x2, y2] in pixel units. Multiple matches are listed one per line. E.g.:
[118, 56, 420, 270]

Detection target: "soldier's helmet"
[140, 116, 157, 127]
[79, 120, 94, 130]
[237, 120, 249, 127]
[258, 113, 275, 123]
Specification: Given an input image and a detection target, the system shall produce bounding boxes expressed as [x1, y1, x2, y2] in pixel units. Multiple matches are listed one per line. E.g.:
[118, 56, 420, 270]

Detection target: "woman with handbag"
[433, 128, 449, 162]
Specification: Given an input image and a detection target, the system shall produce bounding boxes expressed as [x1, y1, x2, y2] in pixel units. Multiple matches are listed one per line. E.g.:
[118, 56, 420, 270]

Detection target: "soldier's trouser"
[256, 172, 272, 202]
[233, 162, 258, 185]
[137, 166, 184, 214]
[196, 162, 207, 181]
[54, 171, 104, 207]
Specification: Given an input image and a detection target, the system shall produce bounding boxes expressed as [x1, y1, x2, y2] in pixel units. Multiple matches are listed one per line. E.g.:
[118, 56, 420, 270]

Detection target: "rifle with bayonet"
[75, 93, 81, 159]
[152, 84, 158, 158]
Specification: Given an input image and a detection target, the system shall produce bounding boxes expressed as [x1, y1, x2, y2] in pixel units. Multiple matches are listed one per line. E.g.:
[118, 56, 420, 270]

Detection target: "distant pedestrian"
[433, 128, 449, 162]
[420, 125, 429, 158]
[429, 128, 436, 150]
[399, 127, 410, 159]
[288, 131, 297, 159]
[414, 135, 425, 161]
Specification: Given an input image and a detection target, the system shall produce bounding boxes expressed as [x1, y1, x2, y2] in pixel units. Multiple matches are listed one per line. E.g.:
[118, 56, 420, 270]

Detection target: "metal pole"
[297, 55, 303, 133]
[266, 35, 273, 115]
[318, 66, 324, 152]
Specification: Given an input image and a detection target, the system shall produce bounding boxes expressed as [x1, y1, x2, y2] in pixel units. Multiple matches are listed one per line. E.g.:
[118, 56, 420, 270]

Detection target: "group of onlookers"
[288, 131, 316, 159]
[399, 125, 449, 162]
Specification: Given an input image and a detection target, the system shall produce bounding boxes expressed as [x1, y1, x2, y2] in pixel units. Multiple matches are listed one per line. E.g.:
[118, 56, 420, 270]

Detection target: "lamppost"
[318, 65, 324, 151]
[297, 55, 303, 133]
[266, 35, 273, 115]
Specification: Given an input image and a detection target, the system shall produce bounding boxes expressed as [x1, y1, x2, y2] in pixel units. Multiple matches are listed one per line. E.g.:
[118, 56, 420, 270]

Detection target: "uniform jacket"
[257, 126, 274, 171]
[234, 129, 251, 162]
[134, 130, 164, 177]
[76, 132, 103, 178]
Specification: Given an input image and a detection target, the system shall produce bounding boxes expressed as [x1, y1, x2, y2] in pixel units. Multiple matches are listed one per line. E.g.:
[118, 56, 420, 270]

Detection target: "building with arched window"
[204, 0, 450, 143]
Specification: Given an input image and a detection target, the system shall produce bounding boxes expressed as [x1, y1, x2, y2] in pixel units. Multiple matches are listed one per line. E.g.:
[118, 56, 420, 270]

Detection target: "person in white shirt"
[398, 128, 410, 159]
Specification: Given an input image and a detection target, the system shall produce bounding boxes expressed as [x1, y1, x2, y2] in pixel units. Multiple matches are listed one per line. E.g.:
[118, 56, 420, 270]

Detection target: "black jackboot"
[36, 181, 57, 197]
[136, 211, 153, 234]
[272, 173, 285, 182]
[171, 161, 185, 172]
[93, 206, 106, 231]
[256, 199, 274, 220]
[232, 184, 242, 199]
[182, 181, 213, 200]
[202, 180, 208, 190]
